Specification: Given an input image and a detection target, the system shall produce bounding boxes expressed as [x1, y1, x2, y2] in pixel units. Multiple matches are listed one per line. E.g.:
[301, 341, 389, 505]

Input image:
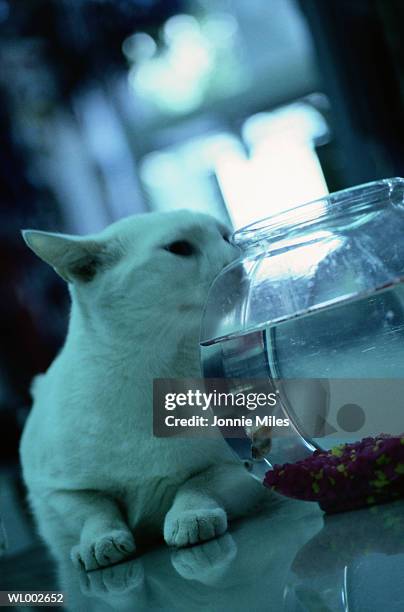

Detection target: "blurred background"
[0, 0, 404, 562]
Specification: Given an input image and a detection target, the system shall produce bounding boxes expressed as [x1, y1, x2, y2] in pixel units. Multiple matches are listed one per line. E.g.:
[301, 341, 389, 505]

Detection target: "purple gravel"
[264, 435, 404, 512]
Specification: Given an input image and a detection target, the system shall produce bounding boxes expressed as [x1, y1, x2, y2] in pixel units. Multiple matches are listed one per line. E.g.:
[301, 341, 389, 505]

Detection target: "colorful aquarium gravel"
[264, 435, 404, 512]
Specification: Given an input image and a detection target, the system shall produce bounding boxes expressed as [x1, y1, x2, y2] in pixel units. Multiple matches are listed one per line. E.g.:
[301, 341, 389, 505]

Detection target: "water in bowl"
[200, 278, 404, 473]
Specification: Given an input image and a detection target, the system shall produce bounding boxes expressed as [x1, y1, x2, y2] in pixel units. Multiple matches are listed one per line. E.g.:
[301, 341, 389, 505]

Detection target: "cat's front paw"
[164, 507, 227, 548]
[71, 529, 136, 571]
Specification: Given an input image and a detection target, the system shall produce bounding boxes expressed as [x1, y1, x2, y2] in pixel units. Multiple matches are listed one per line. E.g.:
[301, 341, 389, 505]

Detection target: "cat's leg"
[164, 463, 265, 547]
[38, 490, 135, 570]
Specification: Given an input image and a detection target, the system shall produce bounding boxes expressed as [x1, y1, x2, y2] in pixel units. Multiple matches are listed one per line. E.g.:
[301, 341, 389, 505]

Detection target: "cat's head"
[22, 210, 239, 341]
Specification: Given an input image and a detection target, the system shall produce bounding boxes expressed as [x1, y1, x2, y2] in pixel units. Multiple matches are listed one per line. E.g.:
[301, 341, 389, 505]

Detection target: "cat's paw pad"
[171, 532, 237, 585]
[164, 507, 227, 548]
[71, 529, 136, 571]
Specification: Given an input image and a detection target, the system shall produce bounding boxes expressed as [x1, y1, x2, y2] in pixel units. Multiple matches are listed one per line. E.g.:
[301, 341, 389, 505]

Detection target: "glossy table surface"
[1, 467, 404, 612]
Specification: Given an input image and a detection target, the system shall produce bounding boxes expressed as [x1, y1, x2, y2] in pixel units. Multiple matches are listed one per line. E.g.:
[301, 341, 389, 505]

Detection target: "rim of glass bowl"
[232, 177, 404, 252]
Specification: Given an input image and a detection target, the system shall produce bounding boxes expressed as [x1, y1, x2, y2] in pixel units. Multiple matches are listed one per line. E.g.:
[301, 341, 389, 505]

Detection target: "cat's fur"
[20, 210, 265, 570]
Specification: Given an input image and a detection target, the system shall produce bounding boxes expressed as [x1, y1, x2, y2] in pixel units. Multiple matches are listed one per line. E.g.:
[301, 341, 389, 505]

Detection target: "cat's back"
[19, 351, 74, 489]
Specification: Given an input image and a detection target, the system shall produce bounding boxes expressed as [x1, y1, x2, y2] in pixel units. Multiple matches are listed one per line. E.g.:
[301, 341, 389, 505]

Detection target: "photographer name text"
[165, 414, 290, 427]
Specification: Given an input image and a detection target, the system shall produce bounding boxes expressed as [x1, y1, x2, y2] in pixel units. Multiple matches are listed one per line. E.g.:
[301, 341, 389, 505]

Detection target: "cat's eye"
[164, 240, 196, 257]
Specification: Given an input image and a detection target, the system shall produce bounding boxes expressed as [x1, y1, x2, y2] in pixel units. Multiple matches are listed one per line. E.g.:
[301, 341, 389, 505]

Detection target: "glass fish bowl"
[200, 178, 404, 502]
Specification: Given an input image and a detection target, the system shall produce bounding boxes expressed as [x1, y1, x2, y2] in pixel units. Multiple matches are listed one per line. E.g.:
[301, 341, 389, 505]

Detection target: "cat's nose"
[224, 259, 245, 286]
[223, 243, 241, 267]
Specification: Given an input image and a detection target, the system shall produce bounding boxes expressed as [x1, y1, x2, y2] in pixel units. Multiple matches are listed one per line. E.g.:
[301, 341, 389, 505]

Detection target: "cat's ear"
[21, 229, 105, 283]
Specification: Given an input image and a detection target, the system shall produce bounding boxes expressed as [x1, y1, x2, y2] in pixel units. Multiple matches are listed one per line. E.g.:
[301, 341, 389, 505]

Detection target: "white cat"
[20, 209, 266, 571]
